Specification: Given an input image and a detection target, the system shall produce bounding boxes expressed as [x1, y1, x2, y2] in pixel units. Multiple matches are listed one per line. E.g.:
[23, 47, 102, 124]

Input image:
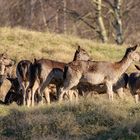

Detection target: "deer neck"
[116, 56, 132, 75]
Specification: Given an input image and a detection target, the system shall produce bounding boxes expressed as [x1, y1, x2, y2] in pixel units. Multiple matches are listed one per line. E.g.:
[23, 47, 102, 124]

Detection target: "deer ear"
[7, 77, 14, 83]
[1, 53, 5, 56]
[2, 52, 8, 56]
[135, 65, 140, 71]
[77, 45, 81, 51]
[131, 45, 138, 51]
[34, 58, 37, 63]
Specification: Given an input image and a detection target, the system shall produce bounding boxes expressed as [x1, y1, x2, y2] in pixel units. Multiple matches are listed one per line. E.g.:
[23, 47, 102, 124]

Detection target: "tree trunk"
[63, 0, 67, 33]
[39, 0, 47, 28]
[96, 0, 108, 43]
[114, 0, 123, 45]
[55, 9, 59, 33]
[30, 0, 36, 27]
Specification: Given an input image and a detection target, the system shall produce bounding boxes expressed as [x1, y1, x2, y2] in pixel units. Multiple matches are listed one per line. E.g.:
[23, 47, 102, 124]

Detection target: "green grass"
[0, 27, 140, 140]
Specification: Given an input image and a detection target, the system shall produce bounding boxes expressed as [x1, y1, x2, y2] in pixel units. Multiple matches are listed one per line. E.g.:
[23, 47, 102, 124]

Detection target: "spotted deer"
[27, 45, 91, 106]
[0, 53, 15, 85]
[59, 45, 140, 101]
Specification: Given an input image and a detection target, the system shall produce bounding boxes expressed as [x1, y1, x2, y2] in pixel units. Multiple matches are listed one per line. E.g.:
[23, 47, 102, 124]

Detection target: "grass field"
[0, 27, 140, 140]
[0, 27, 126, 61]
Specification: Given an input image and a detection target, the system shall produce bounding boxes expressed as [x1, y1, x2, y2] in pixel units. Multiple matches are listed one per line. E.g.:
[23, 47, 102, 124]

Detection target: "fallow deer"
[59, 45, 140, 101]
[27, 46, 91, 106]
[16, 60, 32, 106]
[128, 65, 140, 103]
[5, 77, 23, 105]
[0, 53, 15, 85]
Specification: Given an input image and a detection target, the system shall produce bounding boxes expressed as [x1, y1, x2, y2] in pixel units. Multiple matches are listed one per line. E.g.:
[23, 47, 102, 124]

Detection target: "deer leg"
[106, 81, 113, 101]
[17, 71, 26, 105]
[59, 71, 81, 102]
[39, 73, 54, 95]
[56, 85, 60, 100]
[26, 81, 38, 107]
[59, 89, 68, 102]
[68, 90, 73, 102]
[40, 87, 50, 104]
[24, 82, 29, 106]
[18, 80, 26, 106]
[74, 89, 79, 103]
[31, 89, 35, 107]
[43, 88, 51, 104]
[68, 90, 78, 103]
[134, 94, 139, 103]
[31, 82, 38, 107]
[59, 84, 79, 102]
[21, 84, 26, 106]
[116, 88, 125, 99]
[27, 89, 31, 107]
[37, 78, 52, 105]
[37, 87, 44, 105]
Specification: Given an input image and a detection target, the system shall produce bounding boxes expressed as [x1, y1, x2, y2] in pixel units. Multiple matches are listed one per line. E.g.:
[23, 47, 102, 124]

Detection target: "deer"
[59, 45, 140, 102]
[0, 53, 15, 67]
[26, 45, 91, 107]
[77, 72, 129, 99]
[4, 77, 23, 105]
[0, 53, 15, 85]
[16, 60, 32, 106]
[128, 65, 140, 103]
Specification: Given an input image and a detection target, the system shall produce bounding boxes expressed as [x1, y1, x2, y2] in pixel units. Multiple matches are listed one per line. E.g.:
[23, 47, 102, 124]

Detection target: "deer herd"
[0, 44, 140, 107]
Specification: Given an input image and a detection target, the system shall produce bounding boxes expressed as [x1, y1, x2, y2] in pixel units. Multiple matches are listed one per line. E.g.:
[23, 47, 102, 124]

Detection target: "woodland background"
[0, 0, 140, 44]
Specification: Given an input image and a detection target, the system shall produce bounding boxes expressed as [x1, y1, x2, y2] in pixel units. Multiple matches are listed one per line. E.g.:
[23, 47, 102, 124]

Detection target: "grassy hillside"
[0, 27, 138, 72]
[0, 28, 140, 140]
[0, 27, 126, 62]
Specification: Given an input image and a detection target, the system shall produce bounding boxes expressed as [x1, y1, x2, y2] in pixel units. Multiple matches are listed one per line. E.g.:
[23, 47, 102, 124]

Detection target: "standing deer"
[16, 60, 32, 106]
[27, 46, 91, 106]
[59, 45, 140, 101]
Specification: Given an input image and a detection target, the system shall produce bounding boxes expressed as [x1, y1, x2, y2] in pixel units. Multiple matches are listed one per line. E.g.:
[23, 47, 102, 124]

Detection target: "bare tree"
[63, 0, 67, 33]
[55, 9, 59, 33]
[104, 0, 123, 44]
[94, 0, 108, 43]
[113, 0, 123, 44]
[30, 0, 36, 27]
[39, 0, 47, 28]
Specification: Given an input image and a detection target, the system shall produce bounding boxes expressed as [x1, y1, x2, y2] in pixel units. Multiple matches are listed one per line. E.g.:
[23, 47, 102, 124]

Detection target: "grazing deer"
[59, 45, 140, 101]
[27, 46, 91, 106]
[16, 60, 32, 106]
[4, 77, 23, 105]
[128, 65, 140, 103]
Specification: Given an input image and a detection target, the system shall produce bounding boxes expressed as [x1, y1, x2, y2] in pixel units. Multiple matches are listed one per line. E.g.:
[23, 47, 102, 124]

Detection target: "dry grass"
[0, 27, 139, 73]
[0, 27, 140, 140]
[0, 27, 127, 62]
[0, 95, 140, 140]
